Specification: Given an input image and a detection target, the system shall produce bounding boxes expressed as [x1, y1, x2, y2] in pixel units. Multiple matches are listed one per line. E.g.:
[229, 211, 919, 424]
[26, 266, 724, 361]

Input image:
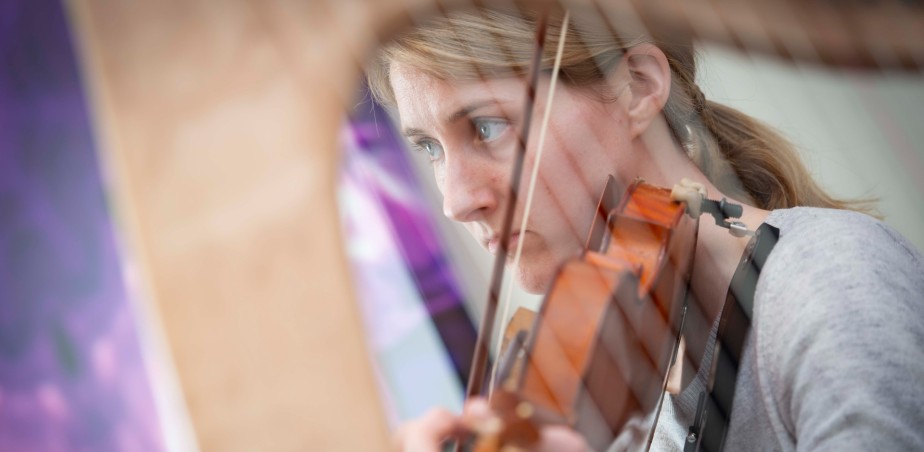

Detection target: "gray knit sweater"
[648, 207, 924, 451]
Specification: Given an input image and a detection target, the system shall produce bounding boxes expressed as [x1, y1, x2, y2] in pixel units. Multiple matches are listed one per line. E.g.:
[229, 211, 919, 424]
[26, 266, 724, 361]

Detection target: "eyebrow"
[446, 100, 495, 123]
[402, 100, 499, 137]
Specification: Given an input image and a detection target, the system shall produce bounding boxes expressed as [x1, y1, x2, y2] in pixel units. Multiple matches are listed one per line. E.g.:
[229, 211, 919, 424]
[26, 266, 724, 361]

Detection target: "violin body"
[488, 178, 698, 451]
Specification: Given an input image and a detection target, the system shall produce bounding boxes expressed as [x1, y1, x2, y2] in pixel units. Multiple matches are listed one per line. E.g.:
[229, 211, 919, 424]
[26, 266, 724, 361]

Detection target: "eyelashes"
[408, 117, 512, 162]
[473, 118, 509, 143]
[411, 139, 444, 161]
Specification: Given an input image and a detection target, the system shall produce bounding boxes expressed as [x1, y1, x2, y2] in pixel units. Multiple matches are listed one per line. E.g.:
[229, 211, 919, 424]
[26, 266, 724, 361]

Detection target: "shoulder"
[764, 206, 919, 257]
[757, 206, 924, 345]
[751, 207, 924, 450]
[761, 206, 924, 300]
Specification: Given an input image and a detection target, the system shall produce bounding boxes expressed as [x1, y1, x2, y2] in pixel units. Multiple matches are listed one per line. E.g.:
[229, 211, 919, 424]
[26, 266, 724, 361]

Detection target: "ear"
[619, 43, 672, 139]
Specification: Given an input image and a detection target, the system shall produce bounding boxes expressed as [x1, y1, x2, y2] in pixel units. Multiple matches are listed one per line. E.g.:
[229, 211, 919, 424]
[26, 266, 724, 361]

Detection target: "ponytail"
[689, 99, 878, 215]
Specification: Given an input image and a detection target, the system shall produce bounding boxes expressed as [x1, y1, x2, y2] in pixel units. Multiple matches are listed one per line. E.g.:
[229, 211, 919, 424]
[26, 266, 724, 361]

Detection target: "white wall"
[698, 44, 924, 251]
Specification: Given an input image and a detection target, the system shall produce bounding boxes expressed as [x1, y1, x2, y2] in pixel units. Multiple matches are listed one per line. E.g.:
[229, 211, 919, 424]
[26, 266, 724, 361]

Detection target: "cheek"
[570, 113, 640, 194]
[527, 174, 595, 259]
[541, 129, 612, 212]
[549, 181, 598, 247]
[530, 126, 624, 249]
[432, 164, 445, 192]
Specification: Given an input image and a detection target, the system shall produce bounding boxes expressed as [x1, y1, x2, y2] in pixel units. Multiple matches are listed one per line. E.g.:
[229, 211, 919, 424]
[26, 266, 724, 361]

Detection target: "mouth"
[487, 232, 521, 255]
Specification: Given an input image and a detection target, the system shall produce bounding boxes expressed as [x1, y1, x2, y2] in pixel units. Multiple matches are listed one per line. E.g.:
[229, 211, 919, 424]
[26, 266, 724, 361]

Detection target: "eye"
[413, 139, 444, 161]
[473, 118, 509, 143]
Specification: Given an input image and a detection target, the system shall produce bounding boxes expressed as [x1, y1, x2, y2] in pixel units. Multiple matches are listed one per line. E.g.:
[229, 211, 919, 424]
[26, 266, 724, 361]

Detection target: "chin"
[515, 265, 556, 295]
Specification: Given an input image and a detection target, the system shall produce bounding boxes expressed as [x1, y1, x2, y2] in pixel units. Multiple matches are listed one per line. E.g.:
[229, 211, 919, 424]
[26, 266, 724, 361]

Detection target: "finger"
[461, 397, 491, 419]
[459, 397, 502, 434]
[394, 408, 459, 452]
[536, 425, 590, 452]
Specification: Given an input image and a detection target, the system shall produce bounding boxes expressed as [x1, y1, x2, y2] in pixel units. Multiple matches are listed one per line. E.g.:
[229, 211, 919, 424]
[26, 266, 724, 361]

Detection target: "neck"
[679, 189, 770, 386]
[632, 123, 770, 388]
[634, 122, 769, 355]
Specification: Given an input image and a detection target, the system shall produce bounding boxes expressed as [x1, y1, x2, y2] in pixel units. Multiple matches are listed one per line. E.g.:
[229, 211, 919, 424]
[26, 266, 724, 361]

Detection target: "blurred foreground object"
[68, 0, 395, 450]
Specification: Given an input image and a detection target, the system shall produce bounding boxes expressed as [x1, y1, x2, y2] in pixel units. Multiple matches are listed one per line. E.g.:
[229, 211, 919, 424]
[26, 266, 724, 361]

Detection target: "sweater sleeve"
[758, 210, 924, 451]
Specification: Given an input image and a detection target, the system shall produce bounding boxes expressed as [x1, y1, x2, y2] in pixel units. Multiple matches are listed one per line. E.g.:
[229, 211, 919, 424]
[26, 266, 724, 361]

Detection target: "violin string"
[489, 7, 658, 430]
[464, 7, 549, 402]
[490, 8, 571, 391]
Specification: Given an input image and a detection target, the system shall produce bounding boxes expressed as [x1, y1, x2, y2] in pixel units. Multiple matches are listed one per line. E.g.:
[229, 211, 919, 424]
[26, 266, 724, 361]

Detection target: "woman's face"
[390, 64, 644, 293]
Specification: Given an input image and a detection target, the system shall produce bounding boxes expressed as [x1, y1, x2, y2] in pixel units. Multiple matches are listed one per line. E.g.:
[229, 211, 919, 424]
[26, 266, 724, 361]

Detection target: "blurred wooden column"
[68, 0, 395, 450]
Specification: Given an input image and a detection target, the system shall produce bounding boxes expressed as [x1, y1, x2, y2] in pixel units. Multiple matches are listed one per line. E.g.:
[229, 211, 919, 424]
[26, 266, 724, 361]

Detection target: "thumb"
[394, 408, 461, 452]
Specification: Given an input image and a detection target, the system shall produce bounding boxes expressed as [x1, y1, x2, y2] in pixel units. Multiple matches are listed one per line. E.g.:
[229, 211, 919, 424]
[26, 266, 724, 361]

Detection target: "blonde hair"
[368, 7, 874, 213]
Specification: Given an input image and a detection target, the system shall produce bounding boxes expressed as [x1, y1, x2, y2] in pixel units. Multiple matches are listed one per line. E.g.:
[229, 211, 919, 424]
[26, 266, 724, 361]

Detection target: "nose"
[440, 153, 499, 223]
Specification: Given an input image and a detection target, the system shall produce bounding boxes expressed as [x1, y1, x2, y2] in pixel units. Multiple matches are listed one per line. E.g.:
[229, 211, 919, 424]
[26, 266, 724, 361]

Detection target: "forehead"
[388, 63, 448, 118]
[389, 63, 522, 128]
[389, 63, 441, 95]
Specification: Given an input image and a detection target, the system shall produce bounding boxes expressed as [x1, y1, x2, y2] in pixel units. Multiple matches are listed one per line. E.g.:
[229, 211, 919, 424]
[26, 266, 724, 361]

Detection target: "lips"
[487, 232, 521, 255]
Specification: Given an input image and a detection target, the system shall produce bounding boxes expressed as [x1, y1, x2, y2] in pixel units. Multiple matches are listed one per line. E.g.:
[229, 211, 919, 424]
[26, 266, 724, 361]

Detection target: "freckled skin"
[390, 63, 644, 293]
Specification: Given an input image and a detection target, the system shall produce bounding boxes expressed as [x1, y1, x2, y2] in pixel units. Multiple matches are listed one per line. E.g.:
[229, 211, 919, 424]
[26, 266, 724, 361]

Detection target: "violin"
[465, 177, 701, 451]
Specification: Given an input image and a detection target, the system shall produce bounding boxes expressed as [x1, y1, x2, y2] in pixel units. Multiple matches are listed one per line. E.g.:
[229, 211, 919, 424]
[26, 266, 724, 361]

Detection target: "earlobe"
[621, 44, 672, 138]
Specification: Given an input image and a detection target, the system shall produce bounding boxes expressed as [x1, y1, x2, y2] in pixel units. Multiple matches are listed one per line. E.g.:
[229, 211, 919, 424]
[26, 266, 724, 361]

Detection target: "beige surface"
[67, 0, 408, 450]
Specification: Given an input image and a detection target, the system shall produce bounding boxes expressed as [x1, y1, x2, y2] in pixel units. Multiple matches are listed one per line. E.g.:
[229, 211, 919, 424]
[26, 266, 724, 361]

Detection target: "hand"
[393, 398, 589, 452]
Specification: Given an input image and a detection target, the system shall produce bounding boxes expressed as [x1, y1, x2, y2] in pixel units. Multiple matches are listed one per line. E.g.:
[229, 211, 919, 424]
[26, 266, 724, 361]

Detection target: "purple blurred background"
[0, 0, 165, 450]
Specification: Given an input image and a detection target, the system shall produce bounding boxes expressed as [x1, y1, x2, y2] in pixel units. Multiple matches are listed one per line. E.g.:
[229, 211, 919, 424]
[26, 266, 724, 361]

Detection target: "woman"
[367, 7, 924, 451]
